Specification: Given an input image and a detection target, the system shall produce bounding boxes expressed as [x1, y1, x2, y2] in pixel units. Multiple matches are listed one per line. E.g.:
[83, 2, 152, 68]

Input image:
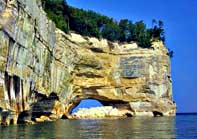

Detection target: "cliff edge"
[0, 0, 176, 125]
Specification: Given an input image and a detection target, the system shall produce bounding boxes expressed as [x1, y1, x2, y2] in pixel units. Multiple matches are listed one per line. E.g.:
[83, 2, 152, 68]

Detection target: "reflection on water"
[0, 117, 177, 139]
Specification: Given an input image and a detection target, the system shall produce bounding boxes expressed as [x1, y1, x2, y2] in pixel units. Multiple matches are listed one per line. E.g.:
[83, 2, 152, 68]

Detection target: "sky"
[67, 0, 197, 113]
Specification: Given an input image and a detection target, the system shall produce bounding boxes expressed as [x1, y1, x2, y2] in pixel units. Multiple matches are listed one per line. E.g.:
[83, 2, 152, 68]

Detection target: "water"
[0, 115, 197, 139]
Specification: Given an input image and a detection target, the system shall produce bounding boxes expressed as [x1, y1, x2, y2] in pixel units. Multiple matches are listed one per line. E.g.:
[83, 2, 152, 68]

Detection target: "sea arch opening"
[68, 97, 134, 118]
[71, 99, 103, 114]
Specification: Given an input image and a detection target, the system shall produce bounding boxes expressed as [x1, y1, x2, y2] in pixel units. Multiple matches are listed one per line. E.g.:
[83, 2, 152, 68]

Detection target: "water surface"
[0, 115, 196, 139]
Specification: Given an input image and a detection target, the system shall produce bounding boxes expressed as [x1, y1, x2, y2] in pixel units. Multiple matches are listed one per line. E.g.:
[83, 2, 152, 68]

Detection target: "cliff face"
[0, 0, 176, 124]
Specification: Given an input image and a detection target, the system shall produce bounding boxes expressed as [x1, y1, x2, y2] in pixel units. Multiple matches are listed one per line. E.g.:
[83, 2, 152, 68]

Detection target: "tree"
[119, 19, 129, 42]
[43, 0, 69, 33]
[151, 19, 165, 42]
[127, 21, 134, 42]
[42, 0, 168, 49]
[101, 23, 121, 41]
[152, 19, 157, 28]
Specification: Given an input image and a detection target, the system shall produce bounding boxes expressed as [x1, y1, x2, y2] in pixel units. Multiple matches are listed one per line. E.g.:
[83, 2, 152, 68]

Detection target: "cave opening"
[71, 99, 103, 114]
[153, 111, 163, 117]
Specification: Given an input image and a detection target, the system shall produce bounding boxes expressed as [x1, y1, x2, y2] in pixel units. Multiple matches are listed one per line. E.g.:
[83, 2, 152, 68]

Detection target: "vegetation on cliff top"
[42, 0, 173, 56]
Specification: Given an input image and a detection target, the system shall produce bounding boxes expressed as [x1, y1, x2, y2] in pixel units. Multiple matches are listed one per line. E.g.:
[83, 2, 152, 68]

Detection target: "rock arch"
[0, 0, 176, 125]
[70, 99, 103, 114]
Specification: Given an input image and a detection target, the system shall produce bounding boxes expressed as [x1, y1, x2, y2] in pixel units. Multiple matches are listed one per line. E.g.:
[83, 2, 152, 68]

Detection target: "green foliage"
[43, 0, 69, 33]
[101, 22, 121, 41]
[167, 48, 174, 58]
[151, 20, 165, 42]
[42, 0, 169, 49]
[68, 7, 101, 37]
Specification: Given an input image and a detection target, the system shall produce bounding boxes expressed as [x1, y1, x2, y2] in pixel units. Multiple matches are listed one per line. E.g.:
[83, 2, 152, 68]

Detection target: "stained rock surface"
[0, 0, 176, 125]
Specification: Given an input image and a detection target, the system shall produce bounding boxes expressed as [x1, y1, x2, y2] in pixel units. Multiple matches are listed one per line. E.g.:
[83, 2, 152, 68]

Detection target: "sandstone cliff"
[0, 0, 176, 125]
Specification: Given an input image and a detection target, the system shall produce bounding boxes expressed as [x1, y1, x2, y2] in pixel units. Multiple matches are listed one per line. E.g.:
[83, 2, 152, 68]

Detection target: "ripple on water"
[1, 115, 197, 139]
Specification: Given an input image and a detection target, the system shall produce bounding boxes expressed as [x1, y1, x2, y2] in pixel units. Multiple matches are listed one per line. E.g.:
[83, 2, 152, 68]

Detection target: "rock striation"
[0, 0, 176, 125]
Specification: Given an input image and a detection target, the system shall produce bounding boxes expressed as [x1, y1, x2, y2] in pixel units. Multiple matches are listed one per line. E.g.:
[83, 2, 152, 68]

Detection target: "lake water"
[0, 114, 197, 139]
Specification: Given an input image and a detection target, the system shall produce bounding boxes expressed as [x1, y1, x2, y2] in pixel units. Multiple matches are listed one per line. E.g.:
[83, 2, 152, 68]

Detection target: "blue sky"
[67, 0, 197, 113]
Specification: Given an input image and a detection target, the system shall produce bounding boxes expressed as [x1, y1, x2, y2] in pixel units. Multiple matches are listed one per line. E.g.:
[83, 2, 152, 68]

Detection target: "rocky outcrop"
[71, 106, 133, 119]
[0, 0, 176, 125]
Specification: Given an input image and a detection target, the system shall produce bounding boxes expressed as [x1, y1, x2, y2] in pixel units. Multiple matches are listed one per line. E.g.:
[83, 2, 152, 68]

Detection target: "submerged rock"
[0, 0, 176, 125]
[35, 115, 52, 123]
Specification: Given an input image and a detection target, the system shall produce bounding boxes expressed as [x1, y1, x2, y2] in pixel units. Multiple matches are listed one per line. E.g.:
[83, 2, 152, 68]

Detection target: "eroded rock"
[71, 106, 132, 119]
[0, 0, 176, 125]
